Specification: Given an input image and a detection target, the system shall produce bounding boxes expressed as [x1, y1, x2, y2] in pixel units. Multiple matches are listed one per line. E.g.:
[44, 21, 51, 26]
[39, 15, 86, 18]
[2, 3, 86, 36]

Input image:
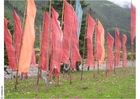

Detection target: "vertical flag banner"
[75, 0, 83, 39]
[18, 0, 36, 72]
[4, 18, 16, 70]
[96, 20, 105, 66]
[40, 11, 50, 71]
[61, 0, 74, 64]
[49, 7, 62, 76]
[86, 14, 96, 66]
[122, 34, 127, 68]
[131, 3, 136, 44]
[107, 33, 114, 71]
[71, 11, 82, 68]
[115, 28, 121, 66]
[13, 10, 22, 63]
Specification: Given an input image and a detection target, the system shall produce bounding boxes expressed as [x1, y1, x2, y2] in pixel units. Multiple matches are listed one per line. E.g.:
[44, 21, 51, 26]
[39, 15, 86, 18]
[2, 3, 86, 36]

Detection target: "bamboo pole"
[14, 0, 27, 90]
[80, 13, 88, 81]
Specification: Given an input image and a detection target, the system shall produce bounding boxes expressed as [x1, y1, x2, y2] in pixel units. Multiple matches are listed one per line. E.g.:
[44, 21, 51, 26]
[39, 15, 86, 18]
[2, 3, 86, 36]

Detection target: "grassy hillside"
[4, 0, 134, 50]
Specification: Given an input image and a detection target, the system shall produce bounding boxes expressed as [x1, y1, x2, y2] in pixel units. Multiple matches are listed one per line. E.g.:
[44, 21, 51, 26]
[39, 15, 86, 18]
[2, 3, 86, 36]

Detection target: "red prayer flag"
[71, 11, 82, 68]
[40, 11, 50, 71]
[106, 33, 114, 71]
[49, 7, 62, 76]
[131, 4, 136, 44]
[122, 34, 127, 68]
[4, 18, 16, 70]
[13, 10, 22, 63]
[115, 28, 121, 66]
[18, 0, 36, 72]
[86, 14, 96, 66]
[61, 0, 74, 64]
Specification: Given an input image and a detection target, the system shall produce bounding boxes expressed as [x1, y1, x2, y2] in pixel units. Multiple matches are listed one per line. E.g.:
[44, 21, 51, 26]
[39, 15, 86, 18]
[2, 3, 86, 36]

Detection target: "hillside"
[85, 0, 131, 47]
[4, 0, 133, 49]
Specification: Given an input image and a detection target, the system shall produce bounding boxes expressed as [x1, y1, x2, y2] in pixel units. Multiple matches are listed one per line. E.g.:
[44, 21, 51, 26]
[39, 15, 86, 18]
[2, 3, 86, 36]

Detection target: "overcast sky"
[108, 0, 136, 6]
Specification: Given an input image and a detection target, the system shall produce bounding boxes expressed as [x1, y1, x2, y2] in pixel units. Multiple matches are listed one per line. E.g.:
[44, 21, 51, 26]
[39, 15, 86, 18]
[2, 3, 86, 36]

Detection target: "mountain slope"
[4, 0, 133, 49]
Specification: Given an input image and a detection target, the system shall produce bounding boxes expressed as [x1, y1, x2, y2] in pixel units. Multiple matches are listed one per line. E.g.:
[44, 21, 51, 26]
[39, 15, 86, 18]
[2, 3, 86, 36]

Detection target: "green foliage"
[4, 67, 135, 98]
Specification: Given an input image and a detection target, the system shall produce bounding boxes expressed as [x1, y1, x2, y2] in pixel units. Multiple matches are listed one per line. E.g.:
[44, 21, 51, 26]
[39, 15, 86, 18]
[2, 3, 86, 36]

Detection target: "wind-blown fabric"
[115, 28, 121, 66]
[75, 0, 83, 39]
[131, 4, 136, 44]
[13, 10, 22, 63]
[95, 20, 105, 66]
[71, 11, 82, 68]
[61, 0, 74, 64]
[122, 34, 127, 68]
[4, 18, 16, 70]
[86, 14, 95, 66]
[40, 11, 50, 71]
[18, 0, 36, 72]
[106, 33, 114, 70]
[49, 7, 62, 76]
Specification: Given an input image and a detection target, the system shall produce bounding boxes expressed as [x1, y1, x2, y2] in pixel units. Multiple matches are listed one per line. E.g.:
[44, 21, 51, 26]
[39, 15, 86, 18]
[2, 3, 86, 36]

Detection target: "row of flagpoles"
[4, 0, 136, 90]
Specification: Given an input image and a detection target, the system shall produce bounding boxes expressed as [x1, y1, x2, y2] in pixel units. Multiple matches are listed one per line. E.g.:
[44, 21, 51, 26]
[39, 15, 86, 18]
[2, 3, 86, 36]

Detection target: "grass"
[4, 67, 135, 98]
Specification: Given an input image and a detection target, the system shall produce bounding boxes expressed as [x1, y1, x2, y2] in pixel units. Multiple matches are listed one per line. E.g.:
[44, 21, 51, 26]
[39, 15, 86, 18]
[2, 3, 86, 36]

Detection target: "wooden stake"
[14, 0, 27, 90]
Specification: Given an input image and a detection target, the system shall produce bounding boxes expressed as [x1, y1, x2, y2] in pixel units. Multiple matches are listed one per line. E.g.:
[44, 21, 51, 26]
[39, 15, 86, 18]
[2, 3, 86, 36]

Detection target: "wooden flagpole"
[130, 0, 135, 77]
[114, 25, 117, 74]
[96, 18, 100, 74]
[37, 24, 42, 85]
[93, 18, 97, 77]
[69, 0, 73, 84]
[105, 30, 108, 76]
[80, 12, 88, 81]
[14, 0, 27, 90]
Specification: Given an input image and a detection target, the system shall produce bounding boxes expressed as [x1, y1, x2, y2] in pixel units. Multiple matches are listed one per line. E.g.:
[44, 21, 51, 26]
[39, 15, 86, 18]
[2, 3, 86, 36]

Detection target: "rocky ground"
[4, 61, 135, 79]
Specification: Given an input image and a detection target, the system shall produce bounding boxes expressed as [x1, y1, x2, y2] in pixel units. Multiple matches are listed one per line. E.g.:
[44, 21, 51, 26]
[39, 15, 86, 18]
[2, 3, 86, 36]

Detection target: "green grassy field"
[4, 67, 135, 98]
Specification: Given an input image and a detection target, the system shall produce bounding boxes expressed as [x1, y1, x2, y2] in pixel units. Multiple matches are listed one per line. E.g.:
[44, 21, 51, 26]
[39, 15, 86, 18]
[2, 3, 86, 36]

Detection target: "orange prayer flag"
[97, 20, 105, 66]
[18, 0, 36, 72]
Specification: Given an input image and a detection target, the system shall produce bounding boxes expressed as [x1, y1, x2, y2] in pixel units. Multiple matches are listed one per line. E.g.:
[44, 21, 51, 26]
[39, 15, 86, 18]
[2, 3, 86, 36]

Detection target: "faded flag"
[75, 0, 83, 39]
[107, 33, 114, 71]
[18, 0, 36, 72]
[61, 0, 74, 64]
[96, 20, 105, 66]
[40, 11, 50, 71]
[115, 28, 121, 66]
[86, 14, 96, 67]
[71, 11, 82, 68]
[4, 18, 16, 70]
[122, 34, 127, 68]
[131, 3, 136, 44]
[49, 7, 62, 76]
[13, 10, 22, 63]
